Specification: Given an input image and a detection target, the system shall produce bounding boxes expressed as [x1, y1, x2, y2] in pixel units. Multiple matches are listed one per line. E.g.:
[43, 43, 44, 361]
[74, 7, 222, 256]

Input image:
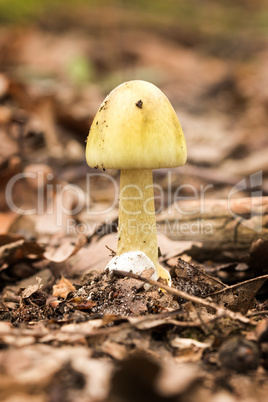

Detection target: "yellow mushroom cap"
[86, 80, 187, 170]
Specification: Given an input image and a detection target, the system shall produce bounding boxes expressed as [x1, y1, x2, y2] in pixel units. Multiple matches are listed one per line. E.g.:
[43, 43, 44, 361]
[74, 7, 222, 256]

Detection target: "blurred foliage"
[0, 0, 267, 40]
[0, 0, 96, 23]
[123, 0, 268, 35]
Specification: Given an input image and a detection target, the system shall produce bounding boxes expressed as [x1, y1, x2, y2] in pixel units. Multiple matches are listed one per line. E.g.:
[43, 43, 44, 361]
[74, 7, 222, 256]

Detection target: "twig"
[112, 270, 253, 325]
[246, 310, 268, 318]
[129, 314, 226, 329]
[105, 245, 116, 257]
[3, 296, 22, 304]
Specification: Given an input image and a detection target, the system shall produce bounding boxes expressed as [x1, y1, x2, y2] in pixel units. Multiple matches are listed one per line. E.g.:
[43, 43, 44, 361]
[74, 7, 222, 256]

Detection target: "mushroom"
[86, 80, 187, 283]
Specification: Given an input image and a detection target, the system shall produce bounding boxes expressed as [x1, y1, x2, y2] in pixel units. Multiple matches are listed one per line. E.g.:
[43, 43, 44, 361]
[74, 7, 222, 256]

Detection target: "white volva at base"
[106, 251, 158, 281]
[106, 251, 172, 287]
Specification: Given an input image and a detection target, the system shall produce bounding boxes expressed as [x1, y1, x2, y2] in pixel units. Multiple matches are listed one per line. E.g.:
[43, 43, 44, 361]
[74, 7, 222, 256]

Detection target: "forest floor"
[1, 4, 268, 401]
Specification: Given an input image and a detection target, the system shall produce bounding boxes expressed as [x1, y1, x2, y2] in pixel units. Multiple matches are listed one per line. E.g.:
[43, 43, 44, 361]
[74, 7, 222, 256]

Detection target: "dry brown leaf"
[18, 268, 53, 291]
[169, 337, 212, 364]
[0, 234, 25, 247]
[171, 258, 226, 298]
[61, 319, 104, 334]
[21, 277, 43, 299]
[170, 337, 211, 350]
[101, 340, 127, 360]
[208, 274, 268, 314]
[72, 233, 117, 273]
[68, 297, 96, 310]
[158, 234, 201, 261]
[36, 186, 85, 236]
[43, 234, 87, 263]
[128, 317, 181, 330]
[0, 239, 24, 266]
[52, 275, 75, 299]
[7, 215, 37, 239]
[0, 235, 44, 267]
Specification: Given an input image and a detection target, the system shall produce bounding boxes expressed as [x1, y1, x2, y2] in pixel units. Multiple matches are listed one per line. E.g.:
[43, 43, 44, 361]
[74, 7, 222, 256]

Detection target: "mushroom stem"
[117, 169, 159, 275]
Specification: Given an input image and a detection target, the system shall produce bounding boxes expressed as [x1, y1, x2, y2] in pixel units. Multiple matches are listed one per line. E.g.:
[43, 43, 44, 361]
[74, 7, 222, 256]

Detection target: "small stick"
[246, 310, 268, 317]
[129, 314, 226, 329]
[112, 269, 252, 324]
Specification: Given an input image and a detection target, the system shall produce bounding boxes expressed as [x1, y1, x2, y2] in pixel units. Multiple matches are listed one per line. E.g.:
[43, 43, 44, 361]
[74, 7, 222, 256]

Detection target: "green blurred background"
[0, 0, 267, 44]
